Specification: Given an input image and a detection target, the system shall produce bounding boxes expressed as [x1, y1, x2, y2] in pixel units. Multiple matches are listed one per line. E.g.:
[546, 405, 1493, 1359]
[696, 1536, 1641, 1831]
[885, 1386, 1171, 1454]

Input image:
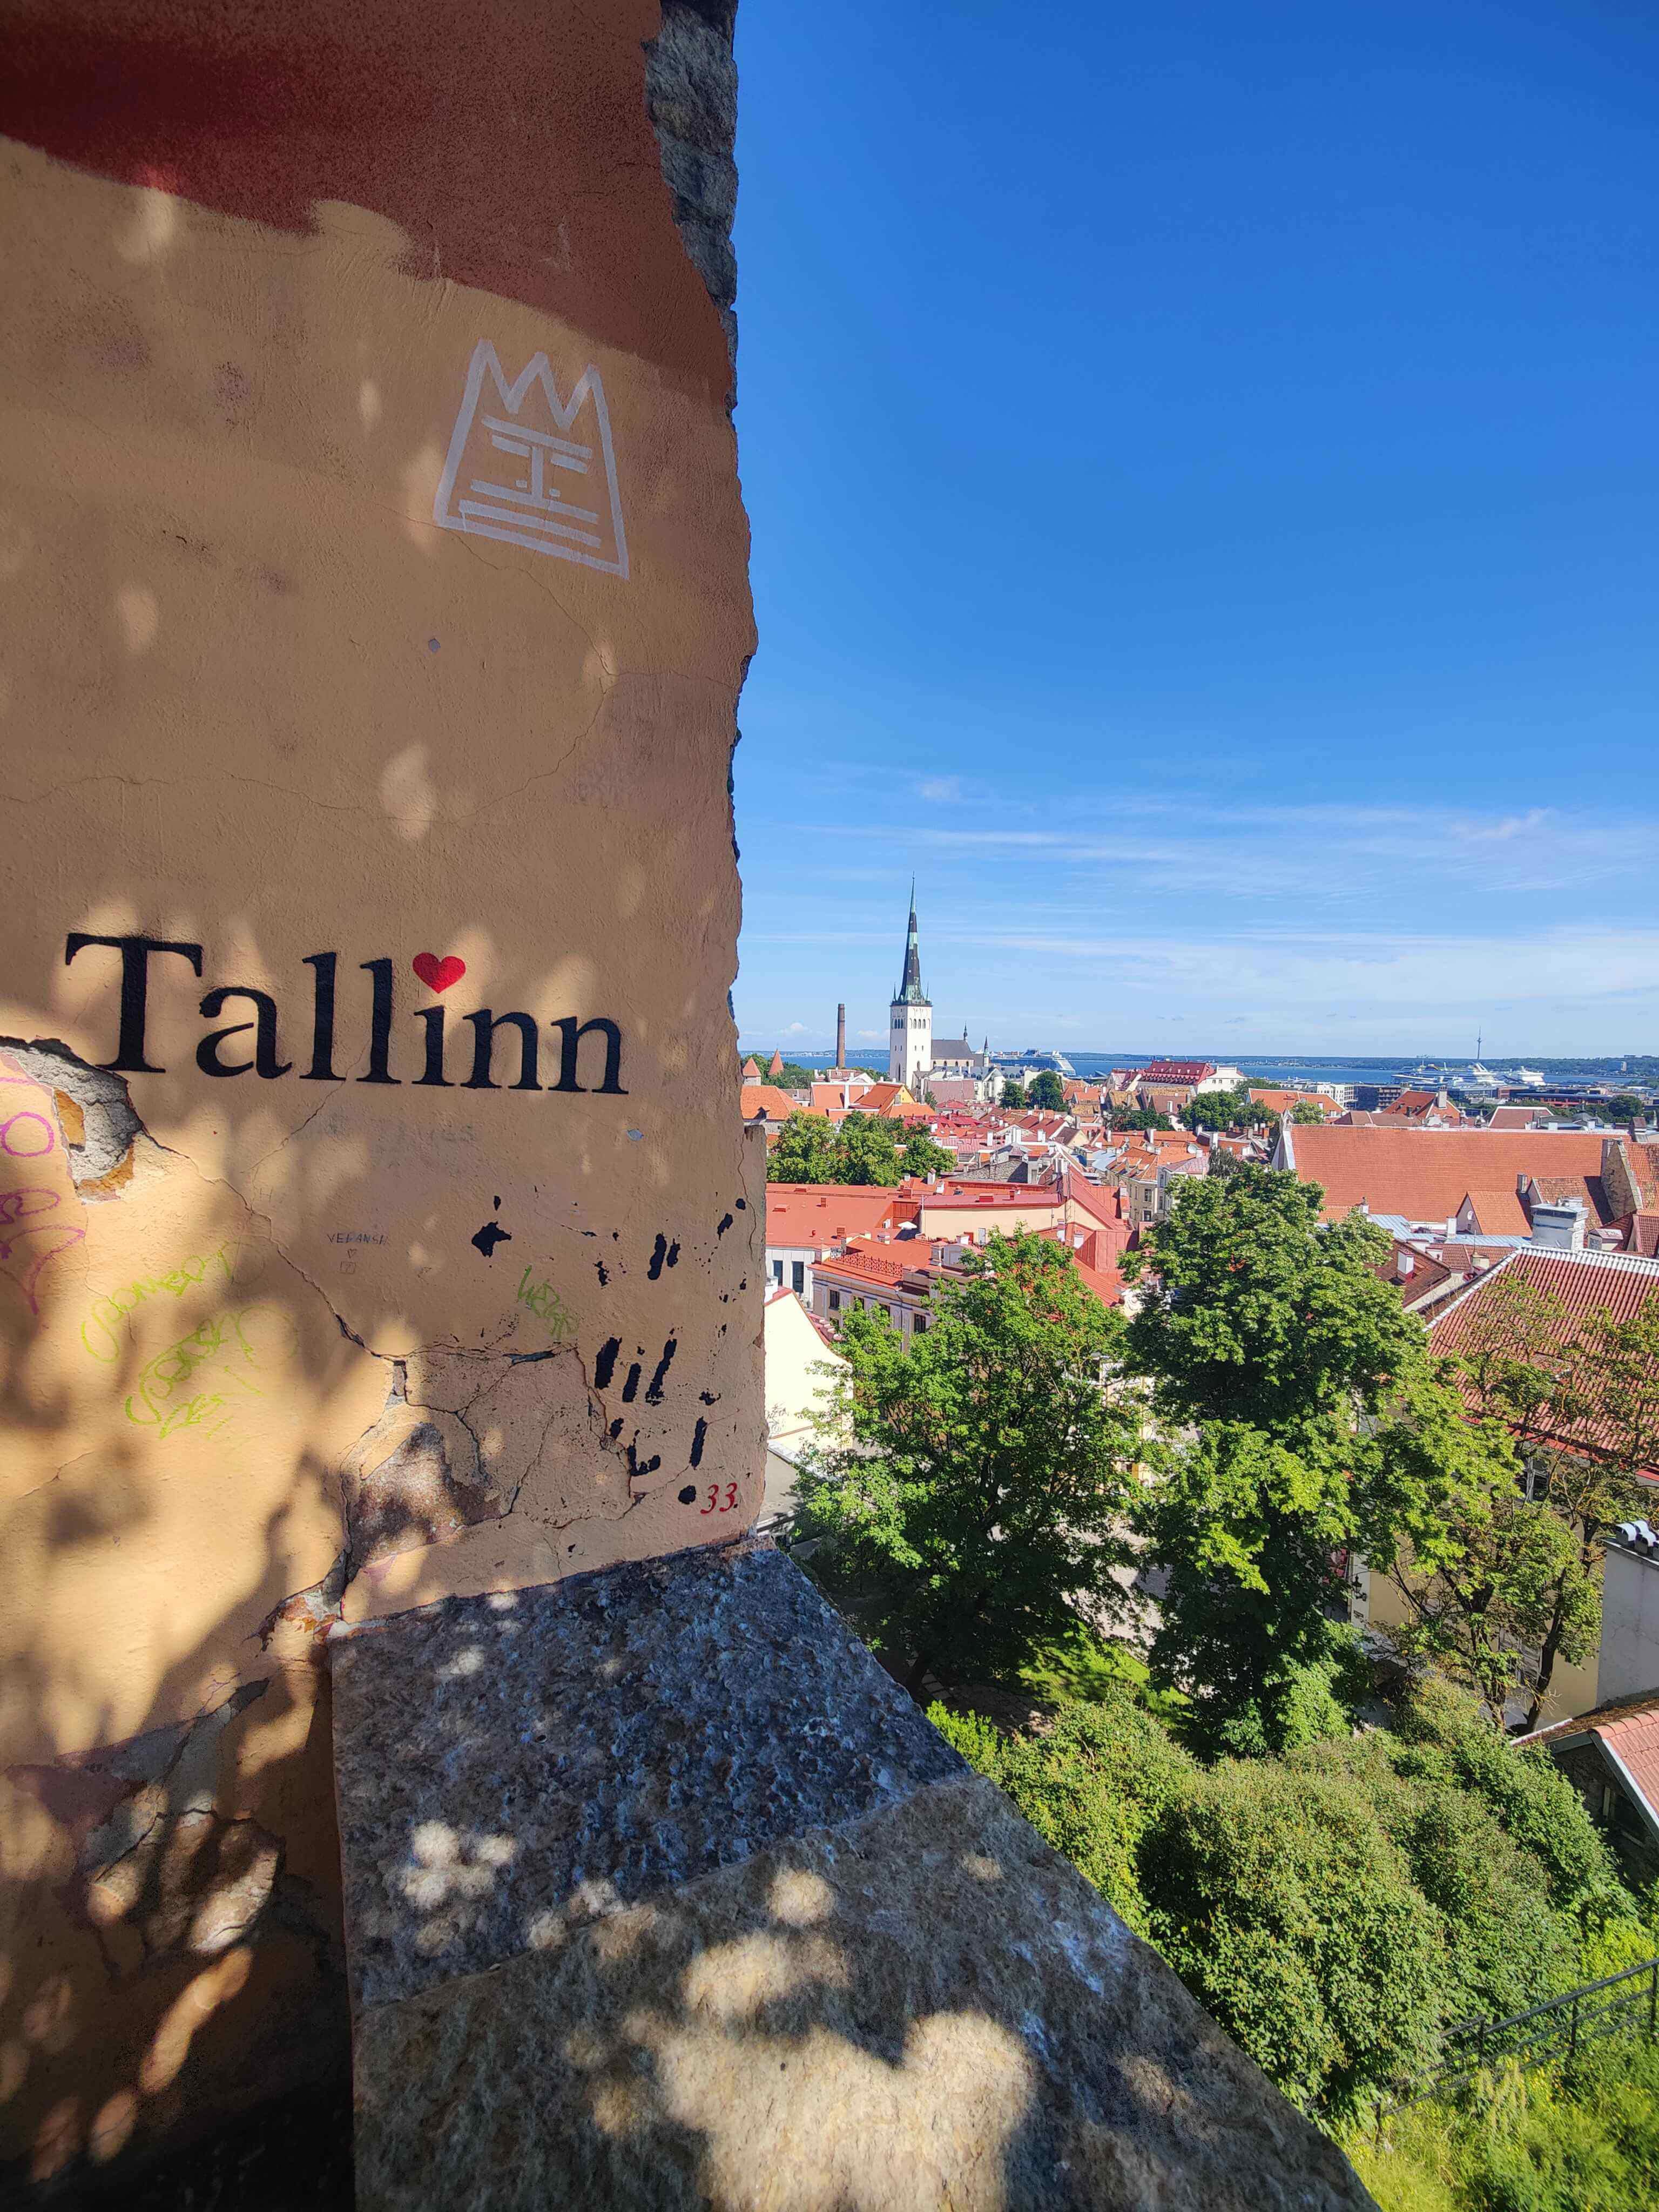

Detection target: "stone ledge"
[331, 1541, 1375, 2209]
[329, 1539, 967, 2010]
[354, 1773, 1373, 2212]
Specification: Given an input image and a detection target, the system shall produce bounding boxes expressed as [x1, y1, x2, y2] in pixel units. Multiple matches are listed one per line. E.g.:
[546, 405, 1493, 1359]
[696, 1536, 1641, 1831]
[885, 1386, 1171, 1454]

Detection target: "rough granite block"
[353, 1774, 1377, 2212]
[329, 1540, 968, 2009]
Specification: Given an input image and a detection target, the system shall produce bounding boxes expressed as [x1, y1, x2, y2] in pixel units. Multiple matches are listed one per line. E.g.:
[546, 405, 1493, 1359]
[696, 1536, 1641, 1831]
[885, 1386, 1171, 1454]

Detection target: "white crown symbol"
[433, 340, 628, 579]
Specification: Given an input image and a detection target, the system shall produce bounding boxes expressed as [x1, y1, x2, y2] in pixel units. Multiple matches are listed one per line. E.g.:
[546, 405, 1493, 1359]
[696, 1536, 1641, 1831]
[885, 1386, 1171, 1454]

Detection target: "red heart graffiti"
[413, 953, 466, 993]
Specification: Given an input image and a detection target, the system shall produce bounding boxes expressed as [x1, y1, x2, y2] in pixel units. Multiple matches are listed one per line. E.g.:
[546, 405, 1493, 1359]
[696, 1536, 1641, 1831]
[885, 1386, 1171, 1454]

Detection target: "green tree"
[773, 1058, 818, 1090]
[1607, 1091, 1647, 1123]
[1180, 1084, 1257, 1133]
[1000, 1079, 1027, 1108]
[934, 1677, 1627, 2123]
[1290, 1098, 1328, 1124]
[766, 1111, 840, 1183]
[1107, 1104, 1169, 1132]
[1124, 1164, 1512, 1752]
[1027, 1070, 1066, 1111]
[900, 1126, 953, 1180]
[797, 1230, 1138, 1695]
[1385, 1270, 1658, 1729]
[832, 1109, 906, 1186]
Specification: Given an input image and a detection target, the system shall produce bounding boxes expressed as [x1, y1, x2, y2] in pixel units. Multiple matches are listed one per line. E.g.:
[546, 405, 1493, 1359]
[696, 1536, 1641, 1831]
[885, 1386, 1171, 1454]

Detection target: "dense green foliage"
[932, 1678, 1634, 2121]
[796, 1231, 1138, 1692]
[1000, 1079, 1027, 1108]
[1026, 1069, 1066, 1110]
[1124, 1164, 1515, 1752]
[1347, 2036, 1659, 2212]
[767, 1109, 950, 1187]
[1179, 1083, 1259, 1132]
[1385, 1267, 1658, 1727]
[1105, 1104, 1170, 1131]
[899, 1125, 954, 1178]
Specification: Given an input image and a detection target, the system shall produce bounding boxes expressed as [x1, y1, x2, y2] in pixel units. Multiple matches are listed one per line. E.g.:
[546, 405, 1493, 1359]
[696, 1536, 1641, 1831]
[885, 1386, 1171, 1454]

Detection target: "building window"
[791, 1261, 805, 1295]
[913, 1313, 928, 1333]
[827, 1290, 840, 1312]
[771, 1258, 783, 1284]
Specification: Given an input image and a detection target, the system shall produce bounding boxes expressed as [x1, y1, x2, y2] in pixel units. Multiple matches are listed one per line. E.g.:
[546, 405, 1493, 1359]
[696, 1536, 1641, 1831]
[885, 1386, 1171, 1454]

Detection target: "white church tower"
[888, 882, 933, 1091]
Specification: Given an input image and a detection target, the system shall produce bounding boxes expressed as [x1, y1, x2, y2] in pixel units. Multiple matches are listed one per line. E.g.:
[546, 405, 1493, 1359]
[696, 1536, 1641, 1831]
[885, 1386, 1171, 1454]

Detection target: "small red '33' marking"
[699, 1482, 739, 1515]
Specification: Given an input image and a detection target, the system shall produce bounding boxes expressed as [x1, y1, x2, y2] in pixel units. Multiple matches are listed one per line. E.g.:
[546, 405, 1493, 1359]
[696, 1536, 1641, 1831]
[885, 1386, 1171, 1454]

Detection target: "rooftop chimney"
[1530, 1199, 1585, 1251]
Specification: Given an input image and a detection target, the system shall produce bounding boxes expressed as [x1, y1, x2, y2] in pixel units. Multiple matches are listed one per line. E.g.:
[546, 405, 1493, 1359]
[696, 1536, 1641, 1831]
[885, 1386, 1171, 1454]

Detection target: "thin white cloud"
[916, 775, 964, 802]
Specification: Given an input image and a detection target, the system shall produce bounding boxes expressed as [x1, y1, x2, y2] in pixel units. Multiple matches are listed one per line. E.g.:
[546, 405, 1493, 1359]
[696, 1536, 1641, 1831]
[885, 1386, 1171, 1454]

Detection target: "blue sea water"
[768, 1049, 1637, 1089]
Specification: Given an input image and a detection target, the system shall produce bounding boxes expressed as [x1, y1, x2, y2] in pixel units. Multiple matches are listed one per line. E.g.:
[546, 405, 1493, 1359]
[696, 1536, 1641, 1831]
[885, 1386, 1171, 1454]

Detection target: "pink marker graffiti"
[0, 1054, 85, 1316]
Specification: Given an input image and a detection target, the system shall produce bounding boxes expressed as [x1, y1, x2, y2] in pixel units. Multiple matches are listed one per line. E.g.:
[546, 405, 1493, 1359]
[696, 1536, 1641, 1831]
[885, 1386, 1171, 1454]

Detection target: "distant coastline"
[748, 1048, 1656, 1089]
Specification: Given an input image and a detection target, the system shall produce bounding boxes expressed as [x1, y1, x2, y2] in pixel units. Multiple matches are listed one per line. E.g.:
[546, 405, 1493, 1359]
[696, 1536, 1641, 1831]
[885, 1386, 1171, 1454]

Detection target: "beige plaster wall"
[0, 1, 757, 2182]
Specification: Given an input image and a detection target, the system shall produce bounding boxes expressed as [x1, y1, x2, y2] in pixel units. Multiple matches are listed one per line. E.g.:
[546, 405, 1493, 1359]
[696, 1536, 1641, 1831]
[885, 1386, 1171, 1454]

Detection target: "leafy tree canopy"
[1289, 1098, 1329, 1124]
[1385, 1269, 1658, 1728]
[900, 1126, 953, 1180]
[767, 1110, 928, 1187]
[1123, 1164, 1514, 1751]
[933, 1676, 1633, 2122]
[796, 1230, 1138, 1693]
[1026, 1070, 1066, 1111]
[1106, 1104, 1170, 1132]
[766, 1112, 842, 1184]
[1000, 1080, 1027, 1108]
[1179, 1084, 1258, 1133]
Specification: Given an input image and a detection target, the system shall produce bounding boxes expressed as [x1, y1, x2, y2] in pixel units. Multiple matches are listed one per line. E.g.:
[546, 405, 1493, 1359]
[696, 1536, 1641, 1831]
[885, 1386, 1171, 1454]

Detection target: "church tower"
[888, 882, 933, 1090]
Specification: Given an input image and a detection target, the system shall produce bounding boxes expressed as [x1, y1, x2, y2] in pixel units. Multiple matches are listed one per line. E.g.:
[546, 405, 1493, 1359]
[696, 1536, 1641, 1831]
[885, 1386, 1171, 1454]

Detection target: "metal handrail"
[1385, 1955, 1659, 2115]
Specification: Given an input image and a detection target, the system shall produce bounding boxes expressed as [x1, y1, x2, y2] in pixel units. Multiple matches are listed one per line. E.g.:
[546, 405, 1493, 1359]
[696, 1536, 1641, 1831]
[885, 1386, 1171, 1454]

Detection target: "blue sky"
[728, 3, 1658, 1060]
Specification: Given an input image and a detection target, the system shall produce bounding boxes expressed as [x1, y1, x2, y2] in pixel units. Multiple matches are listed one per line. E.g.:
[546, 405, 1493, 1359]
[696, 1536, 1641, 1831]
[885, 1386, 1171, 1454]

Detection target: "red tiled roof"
[764, 1185, 919, 1249]
[1141, 1060, 1216, 1083]
[1622, 1145, 1659, 1212]
[818, 1244, 917, 1287]
[1458, 1188, 1532, 1236]
[1285, 1126, 1609, 1225]
[1430, 1247, 1659, 1474]
[1608, 1704, 1659, 1815]
[1631, 1214, 1659, 1259]
[743, 1085, 812, 1123]
[1522, 1689, 1659, 1823]
[1488, 1105, 1548, 1130]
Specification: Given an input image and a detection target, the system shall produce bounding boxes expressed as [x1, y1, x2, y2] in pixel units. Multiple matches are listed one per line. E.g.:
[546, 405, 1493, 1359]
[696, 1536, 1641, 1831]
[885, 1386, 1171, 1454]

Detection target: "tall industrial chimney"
[836, 1001, 846, 1069]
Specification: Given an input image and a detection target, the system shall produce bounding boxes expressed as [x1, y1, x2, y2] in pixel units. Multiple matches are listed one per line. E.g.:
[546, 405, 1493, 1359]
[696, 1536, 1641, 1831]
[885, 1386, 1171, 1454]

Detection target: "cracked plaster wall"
[0, 0, 754, 2187]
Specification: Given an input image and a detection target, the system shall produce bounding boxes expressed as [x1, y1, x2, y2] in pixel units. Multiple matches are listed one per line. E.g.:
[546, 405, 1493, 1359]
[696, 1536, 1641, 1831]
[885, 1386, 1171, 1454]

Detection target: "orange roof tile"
[1457, 1188, 1532, 1236]
[741, 1085, 812, 1123]
[764, 1185, 919, 1248]
[1285, 1125, 1608, 1225]
[1430, 1247, 1659, 1473]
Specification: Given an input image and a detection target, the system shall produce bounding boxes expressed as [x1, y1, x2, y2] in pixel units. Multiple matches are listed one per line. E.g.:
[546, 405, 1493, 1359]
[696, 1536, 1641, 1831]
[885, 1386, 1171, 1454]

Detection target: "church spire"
[895, 879, 928, 1005]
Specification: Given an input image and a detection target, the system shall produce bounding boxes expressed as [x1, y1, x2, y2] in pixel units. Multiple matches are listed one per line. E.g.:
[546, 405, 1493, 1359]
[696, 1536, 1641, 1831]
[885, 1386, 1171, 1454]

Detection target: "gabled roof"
[1429, 1246, 1659, 1473]
[852, 1082, 911, 1114]
[1457, 1188, 1532, 1236]
[741, 1057, 761, 1080]
[1519, 1690, 1659, 1832]
[1284, 1125, 1609, 1225]
[742, 1085, 812, 1124]
[1141, 1060, 1216, 1083]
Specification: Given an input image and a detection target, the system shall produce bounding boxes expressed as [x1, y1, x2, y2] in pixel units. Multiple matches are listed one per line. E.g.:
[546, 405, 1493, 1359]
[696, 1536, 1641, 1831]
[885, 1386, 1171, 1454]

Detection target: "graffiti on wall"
[432, 340, 629, 578]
